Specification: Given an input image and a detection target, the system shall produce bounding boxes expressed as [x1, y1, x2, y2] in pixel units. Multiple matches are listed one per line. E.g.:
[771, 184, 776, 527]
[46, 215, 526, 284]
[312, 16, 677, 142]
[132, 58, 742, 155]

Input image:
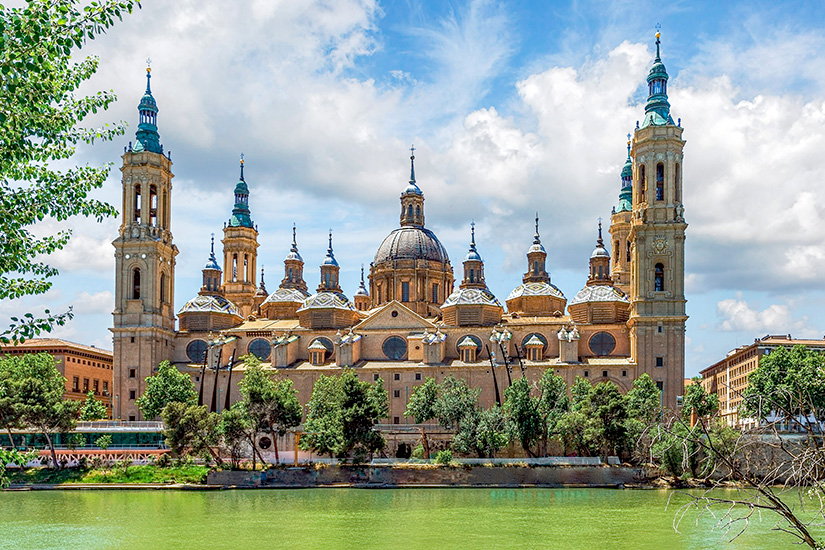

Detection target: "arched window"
[160, 273, 167, 303]
[149, 185, 158, 226]
[288, 267, 293, 281]
[132, 268, 141, 299]
[654, 263, 664, 292]
[243, 255, 249, 282]
[675, 163, 681, 203]
[432, 283, 439, 303]
[407, 205, 413, 218]
[134, 184, 141, 223]
[232, 254, 238, 282]
[415, 205, 420, 218]
[324, 272, 330, 287]
[639, 165, 646, 202]
[656, 163, 664, 201]
[614, 241, 619, 262]
[534, 260, 540, 274]
[598, 266, 603, 278]
[469, 269, 475, 283]
[626, 240, 631, 262]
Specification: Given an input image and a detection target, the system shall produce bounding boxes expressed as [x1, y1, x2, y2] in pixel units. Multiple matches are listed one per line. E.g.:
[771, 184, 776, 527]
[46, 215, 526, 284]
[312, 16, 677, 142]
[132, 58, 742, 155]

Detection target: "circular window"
[382, 336, 407, 360]
[589, 332, 616, 356]
[248, 338, 270, 361]
[186, 340, 208, 363]
[391, 310, 398, 317]
[521, 333, 548, 352]
[258, 436, 272, 449]
[454, 335, 482, 356]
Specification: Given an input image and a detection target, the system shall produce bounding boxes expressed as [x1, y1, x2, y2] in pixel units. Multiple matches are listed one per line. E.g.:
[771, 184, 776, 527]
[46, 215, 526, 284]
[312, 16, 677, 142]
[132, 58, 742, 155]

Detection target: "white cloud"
[71, 291, 114, 315]
[716, 297, 818, 337]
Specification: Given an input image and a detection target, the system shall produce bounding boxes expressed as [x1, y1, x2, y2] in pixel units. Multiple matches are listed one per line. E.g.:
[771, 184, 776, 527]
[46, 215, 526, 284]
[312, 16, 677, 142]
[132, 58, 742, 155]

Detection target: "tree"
[161, 402, 222, 465]
[433, 375, 480, 430]
[300, 370, 388, 461]
[682, 380, 718, 423]
[238, 358, 302, 464]
[587, 382, 629, 457]
[625, 373, 662, 424]
[503, 377, 542, 457]
[453, 405, 507, 458]
[8, 352, 78, 468]
[559, 376, 593, 456]
[536, 370, 569, 455]
[405, 376, 438, 458]
[219, 403, 252, 469]
[0, 358, 22, 447]
[80, 391, 107, 421]
[0, 0, 140, 343]
[136, 360, 197, 420]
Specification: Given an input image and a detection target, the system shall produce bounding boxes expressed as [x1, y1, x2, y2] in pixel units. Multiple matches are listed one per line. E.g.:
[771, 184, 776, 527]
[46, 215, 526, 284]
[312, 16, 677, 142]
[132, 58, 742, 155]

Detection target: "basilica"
[111, 34, 687, 423]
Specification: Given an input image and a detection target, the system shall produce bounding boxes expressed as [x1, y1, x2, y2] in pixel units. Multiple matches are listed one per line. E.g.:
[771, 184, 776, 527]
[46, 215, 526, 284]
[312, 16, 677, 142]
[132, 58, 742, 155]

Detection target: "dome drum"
[506, 282, 567, 317]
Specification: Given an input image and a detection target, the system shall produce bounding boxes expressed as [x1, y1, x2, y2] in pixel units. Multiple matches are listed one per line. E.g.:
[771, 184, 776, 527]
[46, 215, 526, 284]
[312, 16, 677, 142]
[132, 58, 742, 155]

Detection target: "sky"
[4, 0, 825, 378]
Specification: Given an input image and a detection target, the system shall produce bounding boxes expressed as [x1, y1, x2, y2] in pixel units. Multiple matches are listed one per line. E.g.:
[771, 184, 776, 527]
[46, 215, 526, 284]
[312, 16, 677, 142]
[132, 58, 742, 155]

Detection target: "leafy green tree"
[238, 358, 302, 464]
[503, 377, 542, 457]
[741, 345, 820, 427]
[136, 360, 197, 420]
[452, 405, 508, 458]
[301, 370, 388, 461]
[587, 382, 629, 457]
[433, 375, 480, 430]
[7, 353, 78, 468]
[95, 434, 112, 450]
[80, 391, 107, 421]
[66, 432, 86, 450]
[625, 373, 661, 423]
[219, 403, 252, 469]
[682, 380, 719, 422]
[0, 448, 38, 488]
[536, 370, 569, 455]
[161, 402, 222, 466]
[559, 376, 593, 456]
[570, 376, 592, 412]
[300, 374, 344, 458]
[0, 359, 22, 447]
[405, 376, 439, 458]
[0, 0, 139, 343]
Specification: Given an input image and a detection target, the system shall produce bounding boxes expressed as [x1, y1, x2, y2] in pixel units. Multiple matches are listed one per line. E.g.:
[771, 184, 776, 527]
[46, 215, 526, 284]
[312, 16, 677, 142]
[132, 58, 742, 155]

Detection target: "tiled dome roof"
[374, 227, 450, 264]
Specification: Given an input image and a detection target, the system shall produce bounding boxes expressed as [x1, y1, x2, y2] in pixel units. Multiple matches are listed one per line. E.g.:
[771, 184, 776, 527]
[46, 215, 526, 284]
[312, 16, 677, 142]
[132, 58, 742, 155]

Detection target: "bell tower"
[222, 156, 259, 317]
[111, 65, 177, 421]
[628, 31, 687, 410]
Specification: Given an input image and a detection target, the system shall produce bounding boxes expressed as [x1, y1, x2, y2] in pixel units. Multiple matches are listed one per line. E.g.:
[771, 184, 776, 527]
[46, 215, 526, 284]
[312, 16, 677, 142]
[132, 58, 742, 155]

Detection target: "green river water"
[0, 488, 811, 549]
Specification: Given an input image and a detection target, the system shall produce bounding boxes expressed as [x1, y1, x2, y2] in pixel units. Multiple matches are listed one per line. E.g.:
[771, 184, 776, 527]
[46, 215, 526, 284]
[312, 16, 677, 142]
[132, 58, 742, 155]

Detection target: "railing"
[75, 421, 164, 431]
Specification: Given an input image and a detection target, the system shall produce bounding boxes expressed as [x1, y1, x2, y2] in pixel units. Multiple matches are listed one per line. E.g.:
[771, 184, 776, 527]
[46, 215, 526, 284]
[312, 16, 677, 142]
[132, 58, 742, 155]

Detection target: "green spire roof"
[616, 136, 632, 213]
[134, 66, 163, 154]
[641, 32, 675, 128]
[229, 155, 254, 228]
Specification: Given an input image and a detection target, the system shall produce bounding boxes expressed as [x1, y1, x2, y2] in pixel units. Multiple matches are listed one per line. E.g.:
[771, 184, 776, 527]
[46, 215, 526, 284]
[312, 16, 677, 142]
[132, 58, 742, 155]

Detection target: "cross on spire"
[409, 144, 416, 183]
[239, 153, 245, 180]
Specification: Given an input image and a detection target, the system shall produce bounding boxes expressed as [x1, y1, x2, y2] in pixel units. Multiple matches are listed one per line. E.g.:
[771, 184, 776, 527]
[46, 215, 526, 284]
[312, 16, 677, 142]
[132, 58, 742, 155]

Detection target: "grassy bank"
[9, 465, 210, 485]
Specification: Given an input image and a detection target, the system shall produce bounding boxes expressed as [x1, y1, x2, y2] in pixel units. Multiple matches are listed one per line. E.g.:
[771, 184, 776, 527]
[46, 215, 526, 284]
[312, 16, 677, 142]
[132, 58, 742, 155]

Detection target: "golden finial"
[146, 57, 152, 74]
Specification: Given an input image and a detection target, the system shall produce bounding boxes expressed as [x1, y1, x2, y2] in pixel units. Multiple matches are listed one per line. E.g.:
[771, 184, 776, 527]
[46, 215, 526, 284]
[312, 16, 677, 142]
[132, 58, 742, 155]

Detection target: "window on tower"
[469, 269, 475, 283]
[132, 268, 141, 299]
[232, 254, 238, 282]
[626, 240, 631, 262]
[639, 166, 646, 202]
[654, 263, 664, 292]
[401, 282, 410, 302]
[134, 184, 141, 223]
[656, 163, 664, 201]
[407, 205, 413, 218]
[160, 273, 167, 304]
[432, 283, 439, 303]
[416, 205, 420, 219]
[675, 163, 681, 203]
[149, 185, 158, 226]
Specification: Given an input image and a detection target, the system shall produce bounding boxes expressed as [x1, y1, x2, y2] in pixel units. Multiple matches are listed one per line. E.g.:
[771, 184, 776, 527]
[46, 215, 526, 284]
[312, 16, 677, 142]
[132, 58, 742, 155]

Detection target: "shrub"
[411, 444, 425, 460]
[95, 435, 113, 450]
[433, 450, 453, 465]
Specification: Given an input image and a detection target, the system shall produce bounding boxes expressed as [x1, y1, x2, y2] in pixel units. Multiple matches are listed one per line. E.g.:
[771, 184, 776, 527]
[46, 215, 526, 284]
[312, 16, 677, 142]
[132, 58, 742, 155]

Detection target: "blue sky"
[4, 0, 825, 378]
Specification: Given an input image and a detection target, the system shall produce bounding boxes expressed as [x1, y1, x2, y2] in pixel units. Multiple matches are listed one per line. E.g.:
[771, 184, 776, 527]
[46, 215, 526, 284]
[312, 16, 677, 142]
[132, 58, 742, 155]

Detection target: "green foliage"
[219, 403, 251, 469]
[238, 357, 302, 464]
[433, 449, 453, 465]
[537, 370, 569, 437]
[405, 376, 438, 423]
[503, 377, 542, 456]
[95, 434, 112, 450]
[0, 448, 38, 488]
[741, 345, 825, 424]
[8, 464, 209, 485]
[300, 369, 388, 460]
[136, 360, 197, 420]
[410, 443, 425, 459]
[587, 382, 629, 457]
[682, 380, 719, 422]
[2, 352, 79, 468]
[625, 374, 662, 423]
[66, 432, 86, 450]
[0, 0, 140, 343]
[161, 402, 222, 465]
[80, 391, 107, 421]
[433, 375, 480, 430]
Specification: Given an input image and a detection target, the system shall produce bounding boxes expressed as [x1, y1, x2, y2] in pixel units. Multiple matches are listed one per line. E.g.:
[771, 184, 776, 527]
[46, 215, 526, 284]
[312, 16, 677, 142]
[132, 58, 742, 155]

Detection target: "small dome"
[374, 227, 450, 265]
[621, 157, 632, 180]
[355, 284, 369, 297]
[403, 182, 423, 196]
[591, 245, 610, 259]
[234, 180, 249, 195]
[138, 92, 157, 112]
[297, 291, 355, 313]
[178, 294, 241, 316]
[322, 253, 339, 267]
[507, 282, 565, 301]
[569, 285, 629, 306]
[442, 287, 501, 308]
[528, 242, 546, 254]
[263, 287, 309, 305]
[465, 249, 482, 262]
[285, 249, 303, 262]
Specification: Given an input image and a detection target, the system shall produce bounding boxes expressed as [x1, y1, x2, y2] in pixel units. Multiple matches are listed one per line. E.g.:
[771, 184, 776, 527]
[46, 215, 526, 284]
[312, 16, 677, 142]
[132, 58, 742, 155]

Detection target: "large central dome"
[374, 226, 450, 264]
[369, 150, 455, 316]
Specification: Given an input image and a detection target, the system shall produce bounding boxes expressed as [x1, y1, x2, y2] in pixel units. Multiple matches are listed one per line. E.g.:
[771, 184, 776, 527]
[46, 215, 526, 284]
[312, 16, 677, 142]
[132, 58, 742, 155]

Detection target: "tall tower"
[111, 66, 177, 421]
[609, 138, 633, 295]
[222, 156, 259, 318]
[628, 32, 687, 410]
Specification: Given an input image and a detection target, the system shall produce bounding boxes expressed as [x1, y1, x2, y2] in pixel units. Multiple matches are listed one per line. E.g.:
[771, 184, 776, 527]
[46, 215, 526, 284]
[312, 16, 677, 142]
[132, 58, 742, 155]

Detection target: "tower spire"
[597, 217, 603, 246]
[642, 27, 674, 127]
[409, 145, 416, 183]
[134, 63, 162, 154]
[229, 155, 253, 228]
[534, 213, 541, 244]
